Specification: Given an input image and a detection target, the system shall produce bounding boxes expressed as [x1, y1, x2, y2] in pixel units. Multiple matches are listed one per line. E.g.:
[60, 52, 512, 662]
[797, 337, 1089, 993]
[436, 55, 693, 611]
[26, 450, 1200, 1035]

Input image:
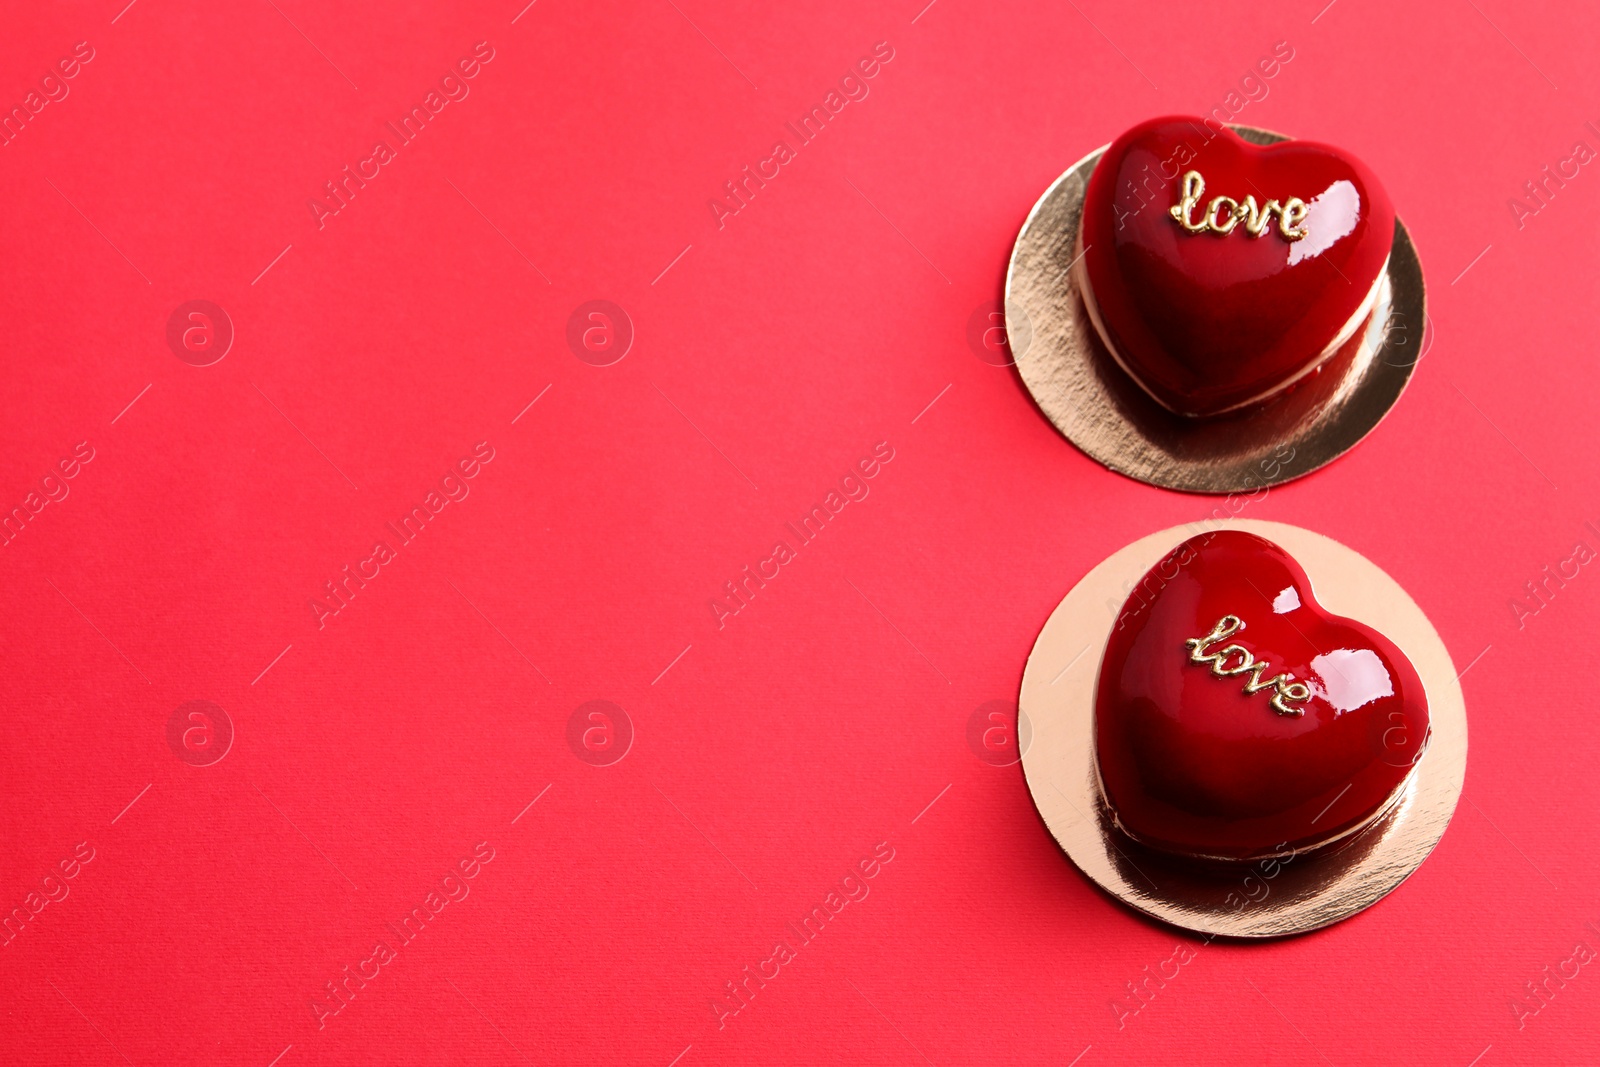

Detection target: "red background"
[1, 0, 1596, 1064]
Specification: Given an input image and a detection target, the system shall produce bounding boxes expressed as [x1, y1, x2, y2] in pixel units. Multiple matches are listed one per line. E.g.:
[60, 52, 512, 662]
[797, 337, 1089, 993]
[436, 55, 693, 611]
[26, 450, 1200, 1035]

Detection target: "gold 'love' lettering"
[1184, 615, 1312, 717]
[1169, 171, 1308, 241]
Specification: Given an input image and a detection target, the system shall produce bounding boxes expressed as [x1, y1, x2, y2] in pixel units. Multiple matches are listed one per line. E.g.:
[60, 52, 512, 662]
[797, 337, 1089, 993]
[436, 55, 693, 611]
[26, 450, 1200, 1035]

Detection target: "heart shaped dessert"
[1078, 117, 1395, 417]
[1094, 530, 1429, 861]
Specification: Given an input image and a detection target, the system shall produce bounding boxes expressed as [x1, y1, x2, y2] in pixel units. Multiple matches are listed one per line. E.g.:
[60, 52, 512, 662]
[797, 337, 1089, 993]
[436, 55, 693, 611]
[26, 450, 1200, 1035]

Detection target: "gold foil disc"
[1019, 519, 1467, 938]
[1005, 127, 1427, 494]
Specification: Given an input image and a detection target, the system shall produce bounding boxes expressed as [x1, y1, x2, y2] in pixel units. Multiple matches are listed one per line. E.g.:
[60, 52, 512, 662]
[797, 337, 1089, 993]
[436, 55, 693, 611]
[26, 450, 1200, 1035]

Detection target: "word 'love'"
[1169, 170, 1308, 241]
[1184, 615, 1311, 716]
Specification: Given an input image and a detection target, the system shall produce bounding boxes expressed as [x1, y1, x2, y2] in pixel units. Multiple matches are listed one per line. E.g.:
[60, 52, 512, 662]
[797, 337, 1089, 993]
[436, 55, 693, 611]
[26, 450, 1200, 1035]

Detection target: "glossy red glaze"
[1079, 116, 1395, 417]
[1094, 531, 1429, 861]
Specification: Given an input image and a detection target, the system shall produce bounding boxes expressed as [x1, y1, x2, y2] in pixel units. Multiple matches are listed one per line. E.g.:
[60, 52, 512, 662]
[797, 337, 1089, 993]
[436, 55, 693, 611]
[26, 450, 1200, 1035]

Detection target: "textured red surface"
[0, 1, 1597, 1065]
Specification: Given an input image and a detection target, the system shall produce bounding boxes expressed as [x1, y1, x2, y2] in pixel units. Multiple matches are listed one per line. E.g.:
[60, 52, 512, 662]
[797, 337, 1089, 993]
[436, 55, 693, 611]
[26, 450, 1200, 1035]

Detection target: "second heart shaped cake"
[1094, 530, 1430, 862]
[1077, 116, 1395, 417]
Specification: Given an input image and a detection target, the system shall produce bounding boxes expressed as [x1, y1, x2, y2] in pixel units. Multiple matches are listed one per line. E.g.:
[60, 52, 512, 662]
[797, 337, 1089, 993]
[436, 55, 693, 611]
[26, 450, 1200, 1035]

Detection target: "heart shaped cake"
[1094, 530, 1429, 861]
[1077, 117, 1395, 417]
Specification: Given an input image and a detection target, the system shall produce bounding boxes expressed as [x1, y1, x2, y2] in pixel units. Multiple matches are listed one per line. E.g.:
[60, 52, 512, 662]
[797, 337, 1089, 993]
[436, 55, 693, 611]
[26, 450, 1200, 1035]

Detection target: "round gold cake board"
[1005, 127, 1427, 494]
[1019, 519, 1466, 938]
